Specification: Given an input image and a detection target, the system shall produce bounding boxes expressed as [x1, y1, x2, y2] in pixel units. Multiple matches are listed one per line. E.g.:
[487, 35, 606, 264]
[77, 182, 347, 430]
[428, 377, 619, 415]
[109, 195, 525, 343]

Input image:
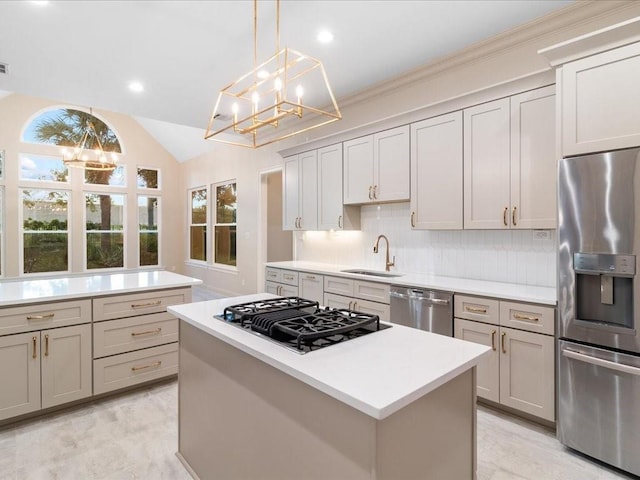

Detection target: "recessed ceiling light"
[128, 81, 144, 93]
[317, 30, 334, 44]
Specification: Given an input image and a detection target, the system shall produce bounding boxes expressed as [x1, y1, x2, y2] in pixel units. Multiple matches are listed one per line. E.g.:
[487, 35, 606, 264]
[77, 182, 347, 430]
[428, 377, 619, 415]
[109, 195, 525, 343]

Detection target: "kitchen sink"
[340, 269, 402, 278]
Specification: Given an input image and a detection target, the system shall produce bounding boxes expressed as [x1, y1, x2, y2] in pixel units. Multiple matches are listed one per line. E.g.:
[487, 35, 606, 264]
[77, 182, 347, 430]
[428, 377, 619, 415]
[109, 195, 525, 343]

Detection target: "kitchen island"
[169, 294, 490, 480]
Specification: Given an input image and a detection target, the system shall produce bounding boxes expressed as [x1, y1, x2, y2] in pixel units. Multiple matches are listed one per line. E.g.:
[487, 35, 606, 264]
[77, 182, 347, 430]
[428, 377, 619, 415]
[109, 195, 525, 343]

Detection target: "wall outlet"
[533, 230, 551, 241]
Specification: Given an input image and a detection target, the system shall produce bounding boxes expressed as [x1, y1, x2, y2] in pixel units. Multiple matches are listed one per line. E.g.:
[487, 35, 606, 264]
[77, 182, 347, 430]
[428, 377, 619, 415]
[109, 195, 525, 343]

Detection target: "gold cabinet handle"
[298, 217, 303, 229]
[368, 185, 373, 200]
[348, 301, 353, 310]
[44, 334, 49, 357]
[131, 328, 162, 337]
[501, 331, 507, 354]
[338, 215, 342, 229]
[27, 313, 55, 320]
[514, 313, 539, 322]
[131, 300, 162, 309]
[131, 361, 162, 372]
[512, 206, 517, 226]
[32, 336, 37, 359]
[491, 330, 496, 351]
[411, 211, 416, 228]
[465, 305, 488, 314]
[353, 301, 358, 311]
[373, 185, 378, 200]
[503, 207, 508, 226]
[305, 275, 316, 280]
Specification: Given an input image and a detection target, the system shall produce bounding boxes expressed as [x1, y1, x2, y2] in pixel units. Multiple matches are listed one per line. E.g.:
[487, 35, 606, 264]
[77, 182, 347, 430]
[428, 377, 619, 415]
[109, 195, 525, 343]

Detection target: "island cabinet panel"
[0, 299, 91, 336]
[41, 324, 92, 409]
[454, 294, 556, 422]
[93, 288, 190, 322]
[178, 321, 477, 480]
[561, 41, 640, 156]
[0, 332, 40, 421]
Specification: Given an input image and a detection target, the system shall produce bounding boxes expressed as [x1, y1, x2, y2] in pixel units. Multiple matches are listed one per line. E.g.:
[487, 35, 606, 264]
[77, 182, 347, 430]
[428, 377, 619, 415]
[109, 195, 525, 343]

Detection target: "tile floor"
[0, 379, 635, 480]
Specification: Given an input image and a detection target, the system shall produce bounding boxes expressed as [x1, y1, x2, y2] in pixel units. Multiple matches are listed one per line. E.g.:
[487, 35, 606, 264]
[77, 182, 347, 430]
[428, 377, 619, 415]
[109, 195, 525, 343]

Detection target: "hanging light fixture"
[205, 0, 341, 148]
[61, 108, 118, 171]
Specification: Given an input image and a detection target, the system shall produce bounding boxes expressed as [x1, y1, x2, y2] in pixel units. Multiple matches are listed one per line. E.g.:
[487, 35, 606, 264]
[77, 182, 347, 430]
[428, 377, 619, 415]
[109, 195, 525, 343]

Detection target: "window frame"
[83, 190, 127, 272]
[212, 180, 237, 269]
[188, 186, 208, 264]
[19, 187, 72, 276]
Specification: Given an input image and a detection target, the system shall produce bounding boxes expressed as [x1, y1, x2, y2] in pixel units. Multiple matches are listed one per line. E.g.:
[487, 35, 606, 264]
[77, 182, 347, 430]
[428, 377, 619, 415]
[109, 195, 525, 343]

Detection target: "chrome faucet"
[373, 234, 395, 272]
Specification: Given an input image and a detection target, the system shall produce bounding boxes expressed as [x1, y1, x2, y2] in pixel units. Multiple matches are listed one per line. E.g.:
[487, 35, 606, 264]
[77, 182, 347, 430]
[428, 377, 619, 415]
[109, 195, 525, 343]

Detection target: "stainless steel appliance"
[558, 146, 640, 477]
[216, 296, 389, 354]
[389, 286, 453, 336]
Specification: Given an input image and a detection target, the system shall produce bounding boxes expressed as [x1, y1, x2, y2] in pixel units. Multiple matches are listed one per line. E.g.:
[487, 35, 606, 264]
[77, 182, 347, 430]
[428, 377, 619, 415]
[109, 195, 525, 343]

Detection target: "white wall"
[296, 203, 556, 287]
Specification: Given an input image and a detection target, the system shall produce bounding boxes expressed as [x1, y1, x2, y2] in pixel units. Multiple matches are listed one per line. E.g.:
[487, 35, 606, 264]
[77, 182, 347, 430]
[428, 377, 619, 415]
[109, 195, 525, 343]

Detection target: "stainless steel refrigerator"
[557, 146, 640, 477]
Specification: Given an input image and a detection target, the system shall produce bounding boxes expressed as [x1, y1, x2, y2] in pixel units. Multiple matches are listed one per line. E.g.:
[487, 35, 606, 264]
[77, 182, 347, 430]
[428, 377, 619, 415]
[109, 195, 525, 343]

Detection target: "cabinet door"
[265, 281, 281, 295]
[283, 155, 300, 230]
[343, 136, 374, 204]
[299, 273, 324, 305]
[411, 112, 463, 229]
[510, 86, 556, 229]
[41, 324, 92, 409]
[0, 332, 41, 420]
[463, 98, 511, 229]
[454, 319, 499, 402]
[280, 284, 299, 297]
[561, 41, 640, 156]
[352, 298, 390, 322]
[499, 327, 555, 421]
[374, 125, 410, 202]
[298, 150, 318, 230]
[317, 144, 344, 230]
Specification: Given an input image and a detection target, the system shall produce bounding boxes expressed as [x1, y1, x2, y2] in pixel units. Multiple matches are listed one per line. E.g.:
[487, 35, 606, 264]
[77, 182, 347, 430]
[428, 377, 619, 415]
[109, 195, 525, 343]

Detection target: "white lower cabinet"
[265, 268, 300, 297]
[454, 295, 555, 422]
[323, 276, 390, 321]
[324, 293, 390, 321]
[299, 273, 324, 304]
[0, 324, 92, 421]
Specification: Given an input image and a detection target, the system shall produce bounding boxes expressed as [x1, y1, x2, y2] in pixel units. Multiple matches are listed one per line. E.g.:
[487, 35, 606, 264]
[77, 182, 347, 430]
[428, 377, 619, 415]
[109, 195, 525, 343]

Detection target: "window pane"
[137, 168, 159, 189]
[84, 166, 126, 186]
[140, 232, 158, 266]
[191, 189, 207, 224]
[216, 183, 237, 223]
[85, 193, 125, 231]
[20, 154, 68, 182]
[22, 189, 69, 274]
[139, 196, 158, 267]
[215, 225, 236, 266]
[87, 232, 124, 269]
[190, 226, 206, 261]
[0, 188, 3, 275]
[24, 233, 68, 273]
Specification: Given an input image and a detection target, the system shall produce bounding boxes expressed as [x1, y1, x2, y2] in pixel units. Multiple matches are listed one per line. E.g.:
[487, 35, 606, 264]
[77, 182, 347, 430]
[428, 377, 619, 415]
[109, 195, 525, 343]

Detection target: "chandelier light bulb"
[232, 103, 239, 114]
[252, 92, 260, 105]
[274, 77, 282, 91]
[296, 85, 304, 101]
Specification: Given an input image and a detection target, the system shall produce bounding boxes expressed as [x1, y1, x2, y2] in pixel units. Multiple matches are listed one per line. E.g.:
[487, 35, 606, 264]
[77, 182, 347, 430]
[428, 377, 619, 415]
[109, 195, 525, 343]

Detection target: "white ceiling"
[0, 0, 575, 160]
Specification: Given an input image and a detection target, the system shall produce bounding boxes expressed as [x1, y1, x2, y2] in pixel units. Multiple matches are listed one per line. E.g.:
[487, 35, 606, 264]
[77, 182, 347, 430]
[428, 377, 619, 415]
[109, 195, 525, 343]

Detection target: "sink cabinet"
[454, 295, 555, 421]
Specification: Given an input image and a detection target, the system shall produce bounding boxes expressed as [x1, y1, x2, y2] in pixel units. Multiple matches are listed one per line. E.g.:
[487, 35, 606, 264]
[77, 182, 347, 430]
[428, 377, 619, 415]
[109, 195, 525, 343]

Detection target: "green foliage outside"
[24, 233, 68, 273]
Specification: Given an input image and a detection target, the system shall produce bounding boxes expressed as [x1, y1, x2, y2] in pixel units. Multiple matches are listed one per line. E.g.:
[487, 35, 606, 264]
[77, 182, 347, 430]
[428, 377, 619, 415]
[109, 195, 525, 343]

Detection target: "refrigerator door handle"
[563, 349, 640, 377]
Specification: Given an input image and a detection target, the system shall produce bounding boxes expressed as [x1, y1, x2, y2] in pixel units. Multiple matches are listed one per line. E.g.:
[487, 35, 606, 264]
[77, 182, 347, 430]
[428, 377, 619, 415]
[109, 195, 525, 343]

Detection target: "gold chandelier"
[61, 109, 118, 171]
[205, 0, 341, 148]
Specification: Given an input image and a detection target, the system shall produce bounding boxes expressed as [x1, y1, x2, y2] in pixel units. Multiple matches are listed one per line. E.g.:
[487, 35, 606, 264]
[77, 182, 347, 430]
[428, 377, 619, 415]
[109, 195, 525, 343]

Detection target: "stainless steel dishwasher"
[389, 286, 453, 336]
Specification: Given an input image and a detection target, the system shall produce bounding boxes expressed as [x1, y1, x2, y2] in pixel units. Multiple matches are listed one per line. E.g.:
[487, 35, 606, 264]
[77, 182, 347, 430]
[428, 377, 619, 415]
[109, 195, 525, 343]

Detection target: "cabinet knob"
[373, 185, 378, 200]
[44, 334, 49, 357]
[32, 336, 37, 359]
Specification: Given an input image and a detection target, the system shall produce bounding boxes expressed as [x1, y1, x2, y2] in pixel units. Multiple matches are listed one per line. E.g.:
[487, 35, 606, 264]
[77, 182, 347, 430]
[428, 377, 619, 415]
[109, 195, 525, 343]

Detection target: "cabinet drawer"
[93, 343, 178, 395]
[93, 312, 178, 358]
[323, 293, 352, 310]
[500, 301, 555, 336]
[454, 295, 499, 325]
[354, 281, 390, 304]
[93, 288, 191, 322]
[265, 268, 281, 282]
[0, 299, 91, 336]
[324, 276, 354, 296]
[280, 270, 299, 286]
[352, 298, 390, 322]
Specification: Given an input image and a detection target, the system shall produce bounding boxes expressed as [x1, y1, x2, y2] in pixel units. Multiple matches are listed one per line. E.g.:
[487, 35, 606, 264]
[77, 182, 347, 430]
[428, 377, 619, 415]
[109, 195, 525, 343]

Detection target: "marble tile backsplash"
[295, 203, 557, 287]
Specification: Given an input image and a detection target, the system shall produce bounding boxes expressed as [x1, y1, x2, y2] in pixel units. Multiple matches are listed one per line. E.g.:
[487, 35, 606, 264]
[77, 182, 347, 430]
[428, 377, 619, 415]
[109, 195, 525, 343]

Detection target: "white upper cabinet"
[560, 41, 640, 156]
[317, 144, 360, 231]
[283, 151, 318, 231]
[410, 111, 463, 230]
[343, 125, 410, 205]
[464, 98, 512, 229]
[463, 87, 556, 230]
[510, 86, 556, 229]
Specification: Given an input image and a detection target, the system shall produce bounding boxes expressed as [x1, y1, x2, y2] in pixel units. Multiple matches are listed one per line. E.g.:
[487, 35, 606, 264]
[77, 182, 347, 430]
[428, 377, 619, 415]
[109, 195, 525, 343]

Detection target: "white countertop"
[0, 271, 202, 307]
[266, 261, 557, 305]
[169, 294, 491, 420]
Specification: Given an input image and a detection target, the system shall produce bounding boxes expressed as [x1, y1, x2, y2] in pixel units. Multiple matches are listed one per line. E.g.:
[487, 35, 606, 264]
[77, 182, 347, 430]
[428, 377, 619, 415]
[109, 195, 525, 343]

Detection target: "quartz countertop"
[168, 293, 491, 420]
[0, 271, 202, 307]
[266, 261, 557, 305]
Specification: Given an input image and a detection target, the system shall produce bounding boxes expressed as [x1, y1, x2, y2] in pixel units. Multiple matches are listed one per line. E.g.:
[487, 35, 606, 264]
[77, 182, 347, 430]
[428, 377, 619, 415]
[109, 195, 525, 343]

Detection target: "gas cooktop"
[216, 297, 389, 354]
